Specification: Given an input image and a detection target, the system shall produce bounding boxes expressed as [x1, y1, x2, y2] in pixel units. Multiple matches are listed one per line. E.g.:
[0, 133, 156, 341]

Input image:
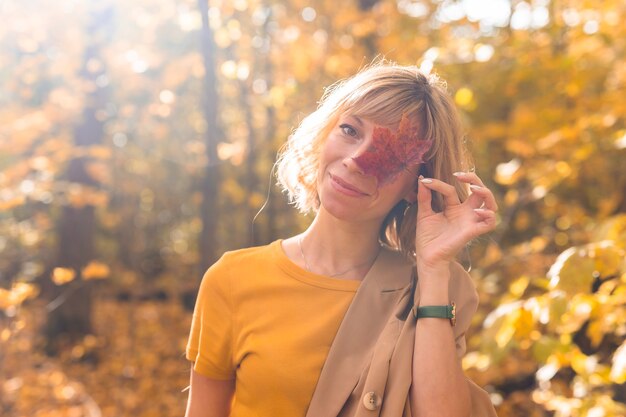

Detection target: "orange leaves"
[82, 261, 110, 281]
[51, 262, 110, 285]
[52, 268, 76, 285]
[0, 282, 39, 311]
[64, 184, 109, 209]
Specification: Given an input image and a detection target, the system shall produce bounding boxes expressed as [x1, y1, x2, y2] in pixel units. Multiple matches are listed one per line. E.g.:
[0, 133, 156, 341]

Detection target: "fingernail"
[453, 172, 465, 176]
[469, 184, 482, 190]
[420, 178, 433, 184]
[474, 208, 488, 213]
[418, 174, 424, 180]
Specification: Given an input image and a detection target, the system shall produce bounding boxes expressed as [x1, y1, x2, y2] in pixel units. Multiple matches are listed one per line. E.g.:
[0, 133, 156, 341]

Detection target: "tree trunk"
[241, 77, 260, 246]
[44, 6, 113, 354]
[198, 0, 221, 274]
[358, 0, 379, 57]
[263, 8, 277, 242]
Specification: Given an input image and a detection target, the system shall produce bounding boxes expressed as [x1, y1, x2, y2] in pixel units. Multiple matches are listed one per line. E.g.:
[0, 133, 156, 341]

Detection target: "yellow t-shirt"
[186, 239, 360, 416]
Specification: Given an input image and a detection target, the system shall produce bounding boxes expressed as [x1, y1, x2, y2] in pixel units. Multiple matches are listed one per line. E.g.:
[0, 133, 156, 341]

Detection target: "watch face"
[451, 303, 456, 326]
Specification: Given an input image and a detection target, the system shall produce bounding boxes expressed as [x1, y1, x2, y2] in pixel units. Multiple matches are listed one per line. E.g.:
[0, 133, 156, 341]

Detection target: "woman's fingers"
[419, 177, 461, 207]
[453, 171, 485, 187]
[473, 208, 498, 232]
[416, 176, 434, 217]
[454, 172, 498, 211]
[467, 184, 498, 211]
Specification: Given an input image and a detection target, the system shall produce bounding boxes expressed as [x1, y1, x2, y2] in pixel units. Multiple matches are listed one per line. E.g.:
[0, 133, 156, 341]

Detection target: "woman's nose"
[342, 155, 365, 175]
[342, 134, 373, 174]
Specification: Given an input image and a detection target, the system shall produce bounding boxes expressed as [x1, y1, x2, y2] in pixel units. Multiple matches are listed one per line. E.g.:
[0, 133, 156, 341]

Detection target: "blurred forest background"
[1, 0, 625, 416]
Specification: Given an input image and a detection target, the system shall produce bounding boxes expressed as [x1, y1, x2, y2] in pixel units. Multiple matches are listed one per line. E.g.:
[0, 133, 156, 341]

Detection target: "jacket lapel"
[305, 247, 414, 417]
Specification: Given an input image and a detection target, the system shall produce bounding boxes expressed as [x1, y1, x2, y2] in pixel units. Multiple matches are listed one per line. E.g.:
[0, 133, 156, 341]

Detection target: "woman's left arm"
[410, 172, 498, 417]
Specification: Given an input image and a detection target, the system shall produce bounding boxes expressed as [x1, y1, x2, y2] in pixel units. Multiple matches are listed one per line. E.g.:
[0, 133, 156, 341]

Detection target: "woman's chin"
[319, 198, 363, 222]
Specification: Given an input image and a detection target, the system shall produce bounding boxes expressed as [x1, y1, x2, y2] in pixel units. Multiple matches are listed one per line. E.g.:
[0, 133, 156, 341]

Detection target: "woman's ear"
[403, 164, 427, 203]
[402, 180, 419, 203]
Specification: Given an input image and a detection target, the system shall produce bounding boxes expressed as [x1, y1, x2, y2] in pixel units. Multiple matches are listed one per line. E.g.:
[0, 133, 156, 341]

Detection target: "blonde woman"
[184, 62, 498, 417]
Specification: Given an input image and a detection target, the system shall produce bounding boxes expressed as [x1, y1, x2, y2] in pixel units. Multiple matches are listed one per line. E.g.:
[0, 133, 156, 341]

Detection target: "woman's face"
[316, 113, 419, 223]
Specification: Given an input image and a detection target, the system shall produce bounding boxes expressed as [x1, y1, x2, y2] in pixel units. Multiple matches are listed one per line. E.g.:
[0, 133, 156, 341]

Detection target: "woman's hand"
[414, 171, 498, 274]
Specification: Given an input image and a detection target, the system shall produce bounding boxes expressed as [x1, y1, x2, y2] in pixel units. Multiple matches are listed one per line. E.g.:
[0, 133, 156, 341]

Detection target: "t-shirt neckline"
[271, 239, 361, 292]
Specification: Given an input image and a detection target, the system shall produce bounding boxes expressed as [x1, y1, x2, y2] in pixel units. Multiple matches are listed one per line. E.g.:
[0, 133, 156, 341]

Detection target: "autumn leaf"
[0, 282, 39, 310]
[81, 261, 110, 280]
[51, 267, 76, 285]
[353, 113, 432, 185]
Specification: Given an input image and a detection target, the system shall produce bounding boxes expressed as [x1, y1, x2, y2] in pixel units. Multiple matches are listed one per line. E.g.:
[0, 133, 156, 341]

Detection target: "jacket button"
[362, 391, 381, 411]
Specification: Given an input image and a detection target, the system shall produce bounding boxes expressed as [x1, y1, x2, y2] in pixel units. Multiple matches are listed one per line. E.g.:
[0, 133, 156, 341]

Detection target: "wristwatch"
[412, 303, 456, 326]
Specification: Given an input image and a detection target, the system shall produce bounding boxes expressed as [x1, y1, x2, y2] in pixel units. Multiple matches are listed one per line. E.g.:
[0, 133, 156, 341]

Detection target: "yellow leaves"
[571, 350, 599, 377]
[52, 267, 76, 285]
[1, 328, 11, 341]
[510, 104, 535, 127]
[462, 351, 491, 372]
[509, 276, 529, 297]
[0, 282, 39, 311]
[494, 309, 518, 348]
[557, 294, 595, 334]
[82, 261, 110, 281]
[532, 336, 562, 364]
[454, 87, 475, 109]
[86, 145, 112, 160]
[536, 357, 560, 383]
[350, 18, 377, 38]
[52, 262, 110, 285]
[478, 122, 508, 140]
[547, 241, 624, 295]
[505, 138, 536, 158]
[569, 349, 612, 384]
[217, 141, 247, 166]
[586, 320, 605, 349]
[64, 183, 109, 208]
[614, 130, 626, 149]
[593, 214, 626, 250]
[0, 194, 26, 211]
[515, 307, 535, 341]
[85, 161, 112, 184]
[484, 300, 537, 350]
[494, 158, 522, 185]
[222, 177, 246, 204]
[536, 129, 563, 152]
[610, 341, 626, 384]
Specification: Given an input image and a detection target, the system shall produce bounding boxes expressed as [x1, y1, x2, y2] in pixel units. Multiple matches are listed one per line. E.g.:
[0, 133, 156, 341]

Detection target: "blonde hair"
[276, 61, 472, 260]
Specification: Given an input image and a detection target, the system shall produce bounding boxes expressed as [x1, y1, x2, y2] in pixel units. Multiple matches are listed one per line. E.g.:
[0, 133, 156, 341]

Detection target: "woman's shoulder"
[198, 240, 281, 292]
[220, 240, 278, 261]
[209, 240, 281, 272]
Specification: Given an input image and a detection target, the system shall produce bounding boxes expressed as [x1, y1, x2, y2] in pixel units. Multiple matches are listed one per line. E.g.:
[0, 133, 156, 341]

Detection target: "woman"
[184, 62, 498, 417]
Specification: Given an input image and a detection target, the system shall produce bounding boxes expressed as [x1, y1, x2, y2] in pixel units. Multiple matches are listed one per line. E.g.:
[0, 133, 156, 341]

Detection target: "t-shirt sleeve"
[186, 254, 236, 380]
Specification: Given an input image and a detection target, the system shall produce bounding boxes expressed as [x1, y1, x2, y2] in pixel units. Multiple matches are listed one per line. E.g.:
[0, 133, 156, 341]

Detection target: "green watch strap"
[413, 303, 456, 326]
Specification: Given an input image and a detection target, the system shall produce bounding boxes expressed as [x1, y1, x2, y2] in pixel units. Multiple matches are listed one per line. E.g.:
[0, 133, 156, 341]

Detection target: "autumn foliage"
[1, 1, 626, 417]
[353, 113, 432, 184]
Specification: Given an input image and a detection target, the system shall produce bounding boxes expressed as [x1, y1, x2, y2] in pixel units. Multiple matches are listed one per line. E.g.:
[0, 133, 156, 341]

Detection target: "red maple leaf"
[353, 113, 432, 185]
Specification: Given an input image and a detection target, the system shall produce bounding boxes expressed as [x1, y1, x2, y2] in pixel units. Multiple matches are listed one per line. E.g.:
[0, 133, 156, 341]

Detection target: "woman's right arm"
[184, 367, 235, 417]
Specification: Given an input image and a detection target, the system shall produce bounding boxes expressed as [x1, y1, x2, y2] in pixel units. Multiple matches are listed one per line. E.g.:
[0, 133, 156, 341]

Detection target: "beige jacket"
[305, 247, 498, 417]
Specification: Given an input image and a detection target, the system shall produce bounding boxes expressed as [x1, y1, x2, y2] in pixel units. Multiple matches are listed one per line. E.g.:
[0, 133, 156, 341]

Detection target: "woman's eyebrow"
[349, 115, 364, 127]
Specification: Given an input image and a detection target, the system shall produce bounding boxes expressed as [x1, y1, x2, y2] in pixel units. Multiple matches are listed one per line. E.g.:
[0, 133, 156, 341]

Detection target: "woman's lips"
[329, 173, 369, 197]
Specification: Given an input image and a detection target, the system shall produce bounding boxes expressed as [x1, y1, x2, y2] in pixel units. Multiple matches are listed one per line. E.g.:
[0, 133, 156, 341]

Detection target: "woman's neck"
[293, 209, 382, 280]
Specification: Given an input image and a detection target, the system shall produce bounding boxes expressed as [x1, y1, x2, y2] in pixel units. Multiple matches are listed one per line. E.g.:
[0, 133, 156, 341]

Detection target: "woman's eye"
[339, 124, 358, 138]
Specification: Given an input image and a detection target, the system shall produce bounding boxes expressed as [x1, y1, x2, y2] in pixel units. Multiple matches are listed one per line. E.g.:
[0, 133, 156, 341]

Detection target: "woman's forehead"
[340, 110, 400, 130]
